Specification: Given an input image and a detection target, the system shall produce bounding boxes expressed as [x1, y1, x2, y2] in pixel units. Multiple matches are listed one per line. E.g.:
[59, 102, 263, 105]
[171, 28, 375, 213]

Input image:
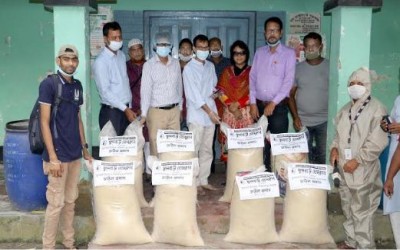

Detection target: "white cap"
[128, 38, 143, 48]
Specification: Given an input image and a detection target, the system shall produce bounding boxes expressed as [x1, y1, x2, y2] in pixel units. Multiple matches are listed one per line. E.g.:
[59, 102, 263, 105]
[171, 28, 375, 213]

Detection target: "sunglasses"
[233, 51, 246, 56]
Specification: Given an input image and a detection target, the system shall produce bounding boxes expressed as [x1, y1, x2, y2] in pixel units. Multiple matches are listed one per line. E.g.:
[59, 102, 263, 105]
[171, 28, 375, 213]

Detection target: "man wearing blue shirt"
[93, 21, 136, 135]
[40, 44, 92, 249]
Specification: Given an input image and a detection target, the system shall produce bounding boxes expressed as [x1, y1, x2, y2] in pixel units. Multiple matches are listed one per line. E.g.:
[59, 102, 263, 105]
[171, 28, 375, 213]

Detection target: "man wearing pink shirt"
[249, 16, 296, 172]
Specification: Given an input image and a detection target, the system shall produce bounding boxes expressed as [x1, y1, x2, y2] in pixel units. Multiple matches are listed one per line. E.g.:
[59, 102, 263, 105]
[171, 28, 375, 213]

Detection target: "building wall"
[0, 0, 399, 147]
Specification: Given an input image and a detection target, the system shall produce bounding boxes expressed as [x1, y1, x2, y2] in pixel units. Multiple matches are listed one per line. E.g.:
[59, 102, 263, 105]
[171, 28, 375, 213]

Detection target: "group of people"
[36, 15, 400, 250]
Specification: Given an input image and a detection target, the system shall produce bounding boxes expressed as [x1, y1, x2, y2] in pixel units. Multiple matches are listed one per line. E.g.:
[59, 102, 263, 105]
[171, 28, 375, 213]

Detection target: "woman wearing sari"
[216, 40, 253, 162]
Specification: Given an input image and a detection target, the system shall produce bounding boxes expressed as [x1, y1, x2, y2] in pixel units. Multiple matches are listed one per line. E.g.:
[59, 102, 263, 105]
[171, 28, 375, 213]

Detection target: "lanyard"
[348, 96, 371, 144]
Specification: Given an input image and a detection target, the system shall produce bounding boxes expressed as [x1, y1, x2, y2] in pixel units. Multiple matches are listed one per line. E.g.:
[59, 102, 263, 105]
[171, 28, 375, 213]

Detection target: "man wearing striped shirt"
[140, 32, 183, 155]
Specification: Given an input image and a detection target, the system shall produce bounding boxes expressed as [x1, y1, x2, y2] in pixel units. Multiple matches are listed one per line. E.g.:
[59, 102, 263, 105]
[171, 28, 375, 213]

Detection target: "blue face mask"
[156, 46, 171, 57]
[196, 50, 209, 61]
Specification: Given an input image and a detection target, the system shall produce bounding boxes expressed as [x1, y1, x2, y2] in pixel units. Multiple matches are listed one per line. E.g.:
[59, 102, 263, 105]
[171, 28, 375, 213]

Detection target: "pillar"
[324, 0, 382, 160]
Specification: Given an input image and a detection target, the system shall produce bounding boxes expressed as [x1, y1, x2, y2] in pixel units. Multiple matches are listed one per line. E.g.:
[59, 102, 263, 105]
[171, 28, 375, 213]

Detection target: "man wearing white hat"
[330, 67, 388, 249]
[126, 38, 151, 176]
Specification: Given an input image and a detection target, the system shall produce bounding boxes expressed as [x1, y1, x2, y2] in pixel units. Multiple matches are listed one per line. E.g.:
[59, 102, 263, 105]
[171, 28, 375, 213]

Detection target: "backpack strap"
[51, 74, 63, 139]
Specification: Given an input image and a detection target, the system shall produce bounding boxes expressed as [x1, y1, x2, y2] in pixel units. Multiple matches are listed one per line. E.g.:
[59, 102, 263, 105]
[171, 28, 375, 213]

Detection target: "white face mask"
[179, 53, 192, 62]
[58, 67, 75, 77]
[210, 50, 222, 58]
[196, 50, 209, 61]
[348, 85, 366, 100]
[108, 40, 123, 51]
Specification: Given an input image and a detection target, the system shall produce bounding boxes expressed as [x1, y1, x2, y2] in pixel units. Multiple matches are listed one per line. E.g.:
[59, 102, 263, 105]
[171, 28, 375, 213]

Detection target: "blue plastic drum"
[3, 120, 48, 211]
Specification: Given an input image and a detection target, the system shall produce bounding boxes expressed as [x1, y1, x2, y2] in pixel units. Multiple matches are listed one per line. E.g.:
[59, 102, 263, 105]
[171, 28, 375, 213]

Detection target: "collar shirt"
[140, 54, 183, 117]
[183, 59, 218, 126]
[92, 47, 132, 111]
[249, 44, 296, 104]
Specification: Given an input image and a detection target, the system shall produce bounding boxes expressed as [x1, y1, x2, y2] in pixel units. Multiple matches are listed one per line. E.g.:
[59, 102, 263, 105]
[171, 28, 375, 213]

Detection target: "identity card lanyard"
[347, 96, 371, 144]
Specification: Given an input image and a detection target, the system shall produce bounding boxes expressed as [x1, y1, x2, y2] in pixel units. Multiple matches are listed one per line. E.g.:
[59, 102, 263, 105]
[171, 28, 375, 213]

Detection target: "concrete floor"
[0, 162, 396, 249]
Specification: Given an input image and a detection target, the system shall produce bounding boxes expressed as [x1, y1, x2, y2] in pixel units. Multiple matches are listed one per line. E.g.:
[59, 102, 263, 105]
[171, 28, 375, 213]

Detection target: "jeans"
[257, 100, 289, 172]
[306, 122, 327, 164]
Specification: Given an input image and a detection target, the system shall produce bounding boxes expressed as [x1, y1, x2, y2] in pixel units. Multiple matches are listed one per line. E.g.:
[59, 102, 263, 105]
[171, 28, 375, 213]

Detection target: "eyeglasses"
[156, 43, 171, 47]
[233, 51, 246, 56]
[266, 29, 280, 34]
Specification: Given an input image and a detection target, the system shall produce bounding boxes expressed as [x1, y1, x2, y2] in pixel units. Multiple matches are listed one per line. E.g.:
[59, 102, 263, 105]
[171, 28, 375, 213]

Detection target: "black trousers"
[99, 105, 130, 136]
[256, 100, 289, 172]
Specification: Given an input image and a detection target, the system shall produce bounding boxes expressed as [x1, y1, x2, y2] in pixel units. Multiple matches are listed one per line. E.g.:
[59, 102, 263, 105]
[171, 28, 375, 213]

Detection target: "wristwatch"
[82, 143, 89, 149]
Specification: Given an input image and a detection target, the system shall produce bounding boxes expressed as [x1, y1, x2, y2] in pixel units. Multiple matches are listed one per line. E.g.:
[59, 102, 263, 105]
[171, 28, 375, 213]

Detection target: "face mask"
[196, 50, 209, 61]
[58, 67, 75, 77]
[179, 53, 192, 62]
[266, 39, 281, 47]
[108, 41, 123, 51]
[348, 85, 366, 100]
[305, 50, 320, 60]
[210, 50, 222, 58]
[156, 46, 171, 57]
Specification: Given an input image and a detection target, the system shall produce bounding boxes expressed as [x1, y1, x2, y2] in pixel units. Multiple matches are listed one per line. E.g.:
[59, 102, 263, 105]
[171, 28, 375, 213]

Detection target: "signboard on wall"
[286, 13, 325, 62]
[89, 5, 113, 58]
[289, 13, 320, 34]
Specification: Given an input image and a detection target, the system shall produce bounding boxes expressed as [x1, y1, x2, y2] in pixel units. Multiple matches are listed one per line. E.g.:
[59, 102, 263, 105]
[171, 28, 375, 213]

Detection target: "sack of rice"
[151, 150, 204, 246]
[272, 153, 307, 197]
[219, 116, 268, 203]
[224, 166, 279, 244]
[91, 121, 152, 245]
[279, 163, 334, 244]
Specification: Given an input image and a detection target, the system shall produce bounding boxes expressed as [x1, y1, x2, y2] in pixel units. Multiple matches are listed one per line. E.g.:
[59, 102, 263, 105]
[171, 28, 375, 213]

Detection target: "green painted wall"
[0, 0, 53, 140]
[0, 0, 399, 148]
[370, 0, 400, 111]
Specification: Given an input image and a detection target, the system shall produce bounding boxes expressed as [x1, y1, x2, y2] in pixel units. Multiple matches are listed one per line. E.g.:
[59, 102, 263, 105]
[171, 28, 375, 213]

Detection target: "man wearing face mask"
[207, 37, 231, 80]
[126, 38, 151, 178]
[249, 16, 296, 172]
[93, 21, 135, 136]
[179, 38, 193, 70]
[330, 67, 388, 249]
[288, 32, 329, 164]
[183, 34, 220, 194]
[178, 38, 194, 132]
[140, 32, 182, 156]
[40, 45, 92, 249]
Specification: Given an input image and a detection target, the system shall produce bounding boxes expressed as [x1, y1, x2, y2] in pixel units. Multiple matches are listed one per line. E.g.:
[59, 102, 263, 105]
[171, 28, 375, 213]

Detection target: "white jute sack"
[151, 151, 204, 246]
[124, 122, 148, 207]
[91, 121, 152, 245]
[225, 166, 279, 244]
[278, 153, 334, 244]
[272, 153, 308, 197]
[219, 116, 268, 203]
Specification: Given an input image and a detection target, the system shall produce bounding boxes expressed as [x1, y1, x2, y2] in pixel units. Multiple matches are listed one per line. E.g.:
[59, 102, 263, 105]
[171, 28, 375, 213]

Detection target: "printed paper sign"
[287, 163, 330, 191]
[236, 172, 280, 200]
[157, 130, 195, 153]
[227, 126, 264, 149]
[99, 136, 138, 157]
[270, 132, 308, 155]
[93, 160, 135, 187]
[152, 160, 194, 186]
[289, 13, 321, 34]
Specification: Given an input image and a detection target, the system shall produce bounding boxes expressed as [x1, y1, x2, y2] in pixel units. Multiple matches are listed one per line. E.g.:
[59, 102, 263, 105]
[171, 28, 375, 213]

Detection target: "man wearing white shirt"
[93, 21, 136, 135]
[183, 34, 220, 194]
[140, 32, 183, 156]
